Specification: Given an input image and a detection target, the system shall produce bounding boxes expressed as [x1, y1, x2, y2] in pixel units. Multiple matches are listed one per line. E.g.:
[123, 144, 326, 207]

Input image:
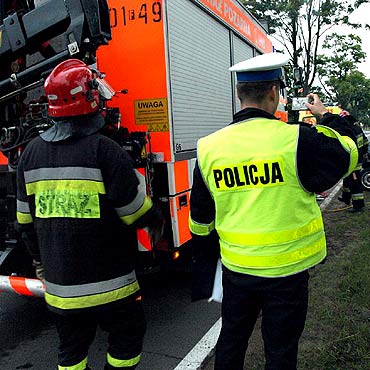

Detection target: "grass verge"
[243, 194, 370, 370]
[299, 196, 370, 370]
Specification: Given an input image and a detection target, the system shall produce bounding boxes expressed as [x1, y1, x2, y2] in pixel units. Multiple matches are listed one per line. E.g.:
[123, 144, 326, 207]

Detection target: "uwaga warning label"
[134, 98, 169, 132]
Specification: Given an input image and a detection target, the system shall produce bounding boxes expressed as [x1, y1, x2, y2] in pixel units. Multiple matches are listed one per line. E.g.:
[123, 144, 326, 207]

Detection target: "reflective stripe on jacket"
[194, 118, 332, 277]
[45, 271, 139, 310]
[16, 134, 146, 312]
[353, 125, 368, 170]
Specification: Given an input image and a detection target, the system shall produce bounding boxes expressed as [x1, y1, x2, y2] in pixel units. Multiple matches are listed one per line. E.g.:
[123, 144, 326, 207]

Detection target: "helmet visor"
[96, 78, 115, 100]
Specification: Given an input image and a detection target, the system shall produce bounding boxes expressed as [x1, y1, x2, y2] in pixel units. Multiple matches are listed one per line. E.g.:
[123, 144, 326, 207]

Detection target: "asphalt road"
[0, 269, 221, 370]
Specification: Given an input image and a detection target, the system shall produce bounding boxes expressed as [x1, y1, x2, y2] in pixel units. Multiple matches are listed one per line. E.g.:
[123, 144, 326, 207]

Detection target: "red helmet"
[44, 59, 101, 118]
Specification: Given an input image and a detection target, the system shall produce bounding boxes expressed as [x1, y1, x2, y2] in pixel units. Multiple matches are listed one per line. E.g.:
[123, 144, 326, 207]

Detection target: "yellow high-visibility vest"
[195, 118, 357, 277]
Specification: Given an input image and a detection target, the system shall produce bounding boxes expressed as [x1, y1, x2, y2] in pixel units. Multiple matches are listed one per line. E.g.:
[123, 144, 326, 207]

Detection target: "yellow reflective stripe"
[221, 237, 325, 268]
[218, 217, 323, 246]
[45, 280, 140, 310]
[342, 136, 359, 175]
[58, 357, 87, 370]
[315, 125, 358, 176]
[16, 211, 33, 224]
[189, 216, 215, 236]
[26, 179, 106, 195]
[35, 190, 100, 219]
[315, 125, 339, 139]
[120, 196, 152, 225]
[107, 352, 141, 368]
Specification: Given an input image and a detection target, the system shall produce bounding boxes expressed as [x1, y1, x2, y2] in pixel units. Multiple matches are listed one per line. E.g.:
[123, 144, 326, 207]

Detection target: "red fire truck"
[0, 0, 286, 296]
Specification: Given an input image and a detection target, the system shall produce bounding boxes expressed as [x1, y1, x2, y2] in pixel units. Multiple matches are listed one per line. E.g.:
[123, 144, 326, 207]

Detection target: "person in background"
[338, 110, 369, 212]
[189, 52, 358, 370]
[316, 190, 328, 201]
[16, 59, 163, 370]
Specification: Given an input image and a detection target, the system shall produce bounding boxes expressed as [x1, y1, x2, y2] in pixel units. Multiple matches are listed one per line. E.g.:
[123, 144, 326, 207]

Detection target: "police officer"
[189, 53, 358, 370]
[338, 110, 369, 212]
[16, 59, 163, 370]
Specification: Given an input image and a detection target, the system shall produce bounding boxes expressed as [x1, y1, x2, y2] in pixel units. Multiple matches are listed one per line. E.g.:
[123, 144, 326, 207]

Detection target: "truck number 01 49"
[110, 2, 162, 27]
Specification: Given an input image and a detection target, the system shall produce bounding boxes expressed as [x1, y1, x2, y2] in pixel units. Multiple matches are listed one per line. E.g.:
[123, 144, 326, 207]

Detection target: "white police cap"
[229, 52, 289, 83]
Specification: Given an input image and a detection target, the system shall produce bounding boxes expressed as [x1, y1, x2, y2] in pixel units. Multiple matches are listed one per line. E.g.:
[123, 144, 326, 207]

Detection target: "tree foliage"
[242, 0, 370, 94]
[337, 72, 370, 123]
[317, 33, 366, 79]
[315, 33, 370, 123]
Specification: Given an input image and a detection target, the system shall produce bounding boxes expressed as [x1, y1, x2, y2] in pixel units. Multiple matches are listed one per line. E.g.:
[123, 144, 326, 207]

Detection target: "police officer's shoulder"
[229, 52, 289, 83]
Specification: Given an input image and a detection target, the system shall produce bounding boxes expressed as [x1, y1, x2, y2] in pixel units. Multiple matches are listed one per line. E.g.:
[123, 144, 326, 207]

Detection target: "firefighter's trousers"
[214, 267, 309, 370]
[341, 170, 365, 210]
[53, 298, 146, 370]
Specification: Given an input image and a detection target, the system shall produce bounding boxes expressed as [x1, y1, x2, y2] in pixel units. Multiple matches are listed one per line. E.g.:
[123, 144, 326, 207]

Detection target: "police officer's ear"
[269, 82, 280, 103]
[273, 81, 281, 95]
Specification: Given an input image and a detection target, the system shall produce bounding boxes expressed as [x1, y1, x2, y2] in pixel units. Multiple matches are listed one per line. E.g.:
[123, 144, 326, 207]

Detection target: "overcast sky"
[346, 3, 370, 77]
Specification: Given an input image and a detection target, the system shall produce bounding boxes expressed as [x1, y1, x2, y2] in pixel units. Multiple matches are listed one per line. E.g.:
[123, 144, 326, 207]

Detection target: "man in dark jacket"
[338, 110, 369, 211]
[16, 59, 163, 370]
[189, 52, 358, 370]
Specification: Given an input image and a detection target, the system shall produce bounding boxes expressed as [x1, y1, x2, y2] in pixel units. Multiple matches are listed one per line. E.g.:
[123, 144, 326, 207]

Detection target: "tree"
[316, 33, 366, 98]
[243, 0, 370, 94]
[315, 33, 370, 123]
[322, 69, 370, 124]
[336, 72, 370, 124]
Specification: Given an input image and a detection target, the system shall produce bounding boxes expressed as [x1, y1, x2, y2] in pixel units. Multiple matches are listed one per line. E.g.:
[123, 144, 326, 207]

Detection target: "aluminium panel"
[232, 33, 254, 113]
[166, 0, 233, 155]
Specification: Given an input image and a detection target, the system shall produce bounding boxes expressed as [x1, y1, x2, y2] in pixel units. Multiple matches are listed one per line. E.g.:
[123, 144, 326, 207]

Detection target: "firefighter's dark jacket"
[353, 125, 369, 169]
[16, 114, 161, 313]
[190, 108, 357, 301]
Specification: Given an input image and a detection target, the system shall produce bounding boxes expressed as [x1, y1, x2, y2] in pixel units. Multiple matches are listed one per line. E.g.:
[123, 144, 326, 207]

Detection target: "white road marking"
[173, 318, 221, 370]
[319, 182, 342, 210]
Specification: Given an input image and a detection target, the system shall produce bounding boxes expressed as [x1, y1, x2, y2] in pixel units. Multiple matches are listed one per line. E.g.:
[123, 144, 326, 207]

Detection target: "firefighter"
[16, 59, 163, 370]
[338, 110, 369, 212]
[189, 52, 358, 370]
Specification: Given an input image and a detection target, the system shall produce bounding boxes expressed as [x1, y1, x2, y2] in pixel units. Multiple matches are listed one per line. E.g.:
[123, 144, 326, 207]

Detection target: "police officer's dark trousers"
[214, 267, 309, 370]
[53, 298, 146, 369]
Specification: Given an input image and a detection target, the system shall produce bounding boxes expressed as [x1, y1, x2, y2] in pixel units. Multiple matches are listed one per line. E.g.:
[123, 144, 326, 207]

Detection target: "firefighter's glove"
[32, 260, 45, 283]
[145, 204, 164, 247]
[149, 222, 164, 247]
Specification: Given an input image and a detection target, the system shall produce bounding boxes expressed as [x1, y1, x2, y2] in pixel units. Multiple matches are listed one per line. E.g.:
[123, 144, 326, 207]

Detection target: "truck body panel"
[99, 0, 272, 160]
[97, 0, 273, 249]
